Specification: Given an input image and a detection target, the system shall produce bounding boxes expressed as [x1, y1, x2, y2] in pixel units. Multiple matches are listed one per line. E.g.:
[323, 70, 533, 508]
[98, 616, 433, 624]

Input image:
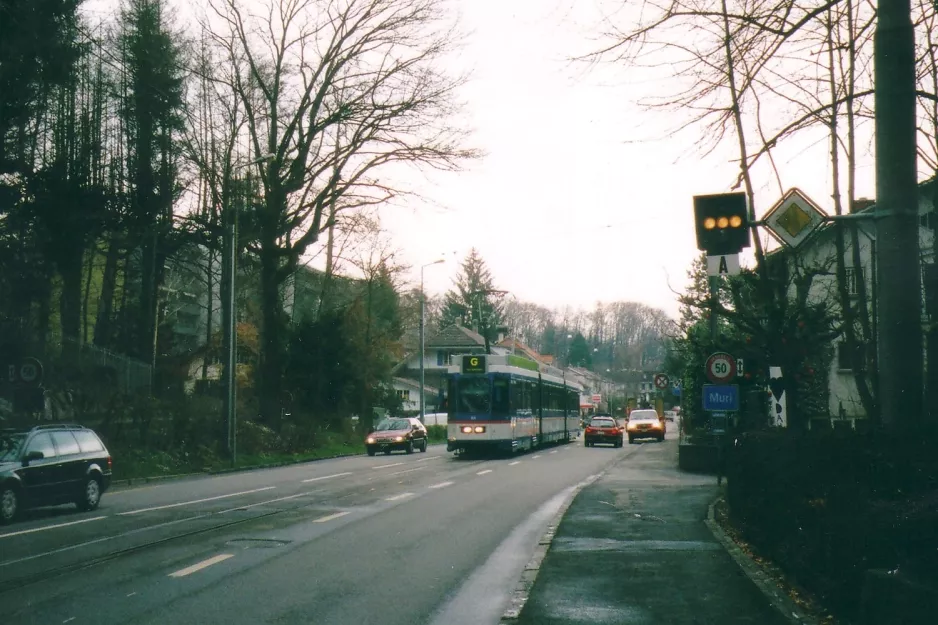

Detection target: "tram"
[445, 353, 583, 455]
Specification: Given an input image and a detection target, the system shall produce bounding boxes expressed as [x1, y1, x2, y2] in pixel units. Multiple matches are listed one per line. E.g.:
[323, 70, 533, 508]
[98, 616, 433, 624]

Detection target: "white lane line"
[385, 492, 414, 501]
[302, 471, 353, 483]
[509, 461, 521, 466]
[387, 467, 425, 477]
[476, 469, 493, 476]
[429, 481, 454, 489]
[218, 491, 319, 513]
[531, 455, 541, 459]
[549, 450, 558, 454]
[416, 456, 441, 462]
[127, 592, 137, 597]
[373, 462, 404, 469]
[63, 618, 76, 624]
[0, 516, 107, 540]
[119, 486, 276, 516]
[169, 553, 234, 578]
[313, 511, 351, 523]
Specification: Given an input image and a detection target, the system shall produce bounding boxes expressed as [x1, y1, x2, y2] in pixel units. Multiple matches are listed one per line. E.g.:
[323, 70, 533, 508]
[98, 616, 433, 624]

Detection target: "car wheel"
[628, 436, 635, 444]
[405, 441, 415, 454]
[384, 449, 392, 455]
[367, 448, 376, 457]
[584, 440, 589, 447]
[76, 476, 102, 512]
[421, 440, 428, 452]
[659, 434, 665, 442]
[0, 485, 19, 525]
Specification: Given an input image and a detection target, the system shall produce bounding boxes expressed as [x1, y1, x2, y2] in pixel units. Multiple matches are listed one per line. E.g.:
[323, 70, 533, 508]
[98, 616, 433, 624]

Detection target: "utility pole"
[874, 0, 921, 425]
[419, 259, 445, 423]
[223, 153, 274, 466]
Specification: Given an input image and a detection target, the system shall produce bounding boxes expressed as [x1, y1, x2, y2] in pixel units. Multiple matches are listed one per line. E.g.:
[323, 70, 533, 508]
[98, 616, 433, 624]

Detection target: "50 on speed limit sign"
[705, 352, 736, 383]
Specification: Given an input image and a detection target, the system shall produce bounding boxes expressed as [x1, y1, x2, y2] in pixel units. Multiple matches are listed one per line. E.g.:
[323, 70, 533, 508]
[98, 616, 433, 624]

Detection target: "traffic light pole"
[709, 276, 719, 342]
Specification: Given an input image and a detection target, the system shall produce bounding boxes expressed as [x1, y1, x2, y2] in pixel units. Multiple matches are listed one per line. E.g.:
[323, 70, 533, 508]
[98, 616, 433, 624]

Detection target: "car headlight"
[366, 437, 376, 444]
[394, 436, 404, 442]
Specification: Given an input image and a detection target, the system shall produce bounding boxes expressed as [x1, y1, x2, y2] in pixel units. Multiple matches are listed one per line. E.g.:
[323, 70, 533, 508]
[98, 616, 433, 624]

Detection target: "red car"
[584, 415, 623, 448]
[365, 418, 428, 456]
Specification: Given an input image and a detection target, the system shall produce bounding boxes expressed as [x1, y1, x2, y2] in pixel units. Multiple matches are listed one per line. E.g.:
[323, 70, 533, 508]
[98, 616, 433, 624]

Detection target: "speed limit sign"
[705, 352, 736, 384]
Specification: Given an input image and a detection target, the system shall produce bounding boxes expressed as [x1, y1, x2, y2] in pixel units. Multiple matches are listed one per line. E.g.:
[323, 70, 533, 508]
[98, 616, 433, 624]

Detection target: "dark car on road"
[584, 415, 623, 448]
[0, 424, 112, 524]
[627, 409, 666, 443]
[365, 418, 428, 455]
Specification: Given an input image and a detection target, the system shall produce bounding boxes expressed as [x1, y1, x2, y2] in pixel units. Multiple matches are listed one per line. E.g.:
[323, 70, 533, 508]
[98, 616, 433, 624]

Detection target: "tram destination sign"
[463, 355, 486, 374]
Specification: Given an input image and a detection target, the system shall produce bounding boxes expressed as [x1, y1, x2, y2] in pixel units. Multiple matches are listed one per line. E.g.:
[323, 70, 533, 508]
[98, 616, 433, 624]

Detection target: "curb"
[705, 497, 819, 625]
[499, 472, 602, 623]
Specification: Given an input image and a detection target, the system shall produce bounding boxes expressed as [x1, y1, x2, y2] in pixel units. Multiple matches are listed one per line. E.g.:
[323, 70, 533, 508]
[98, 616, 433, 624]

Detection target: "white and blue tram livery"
[445, 354, 583, 454]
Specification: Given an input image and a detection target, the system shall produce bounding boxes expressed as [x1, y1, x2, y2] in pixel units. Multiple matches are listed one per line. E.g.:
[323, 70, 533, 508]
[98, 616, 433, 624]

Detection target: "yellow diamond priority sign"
[763, 188, 827, 248]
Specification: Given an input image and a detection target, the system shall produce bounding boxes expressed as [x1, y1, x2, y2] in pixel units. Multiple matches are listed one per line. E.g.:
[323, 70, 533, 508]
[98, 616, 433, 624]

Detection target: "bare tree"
[203, 0, 476, 421]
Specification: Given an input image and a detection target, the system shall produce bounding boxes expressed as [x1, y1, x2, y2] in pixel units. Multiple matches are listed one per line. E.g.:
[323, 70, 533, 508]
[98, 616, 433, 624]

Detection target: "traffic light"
[693, 192, 751, 256]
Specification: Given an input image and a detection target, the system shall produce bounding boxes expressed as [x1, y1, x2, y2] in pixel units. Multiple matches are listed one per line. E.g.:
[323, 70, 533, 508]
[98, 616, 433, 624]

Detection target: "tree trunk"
[94, 235, 120, 348]
[58, 244, 84, 360]
[259, 245, 284, 425]
[82, 243, 96, 344]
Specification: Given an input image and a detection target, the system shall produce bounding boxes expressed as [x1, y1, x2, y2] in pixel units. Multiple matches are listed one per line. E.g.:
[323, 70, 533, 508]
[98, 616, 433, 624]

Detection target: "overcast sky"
[377, 0, 879, 319]
[85, 0, 881, 320]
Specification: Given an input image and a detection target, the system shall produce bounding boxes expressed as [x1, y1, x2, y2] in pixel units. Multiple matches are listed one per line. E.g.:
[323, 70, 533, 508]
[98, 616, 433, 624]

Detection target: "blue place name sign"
[702, 384, 739, 412]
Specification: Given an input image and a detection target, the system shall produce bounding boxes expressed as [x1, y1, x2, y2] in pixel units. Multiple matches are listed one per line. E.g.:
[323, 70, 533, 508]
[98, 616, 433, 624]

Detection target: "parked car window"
[0, 433, 25, 462]
[51, 431, 81, 455]
[73, 430, 105, 453]
[25, 433, 56, 458]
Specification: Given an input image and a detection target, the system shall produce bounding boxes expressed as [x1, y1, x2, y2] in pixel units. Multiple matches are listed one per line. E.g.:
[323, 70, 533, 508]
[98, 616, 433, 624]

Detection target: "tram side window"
[457, 377, 491, 414]
[528, 380, 540, 413]
[492, 377, 510, 417]
[447, 377, 458, 417]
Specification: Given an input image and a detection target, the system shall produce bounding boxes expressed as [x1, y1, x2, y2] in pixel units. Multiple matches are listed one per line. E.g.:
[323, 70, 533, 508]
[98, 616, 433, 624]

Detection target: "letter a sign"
[706, 253, 741, 276]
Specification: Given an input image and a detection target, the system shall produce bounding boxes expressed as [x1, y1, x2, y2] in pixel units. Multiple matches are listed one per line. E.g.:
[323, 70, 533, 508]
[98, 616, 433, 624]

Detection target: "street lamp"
[223, 152, 274, 466]
[419, 259, 445, 423]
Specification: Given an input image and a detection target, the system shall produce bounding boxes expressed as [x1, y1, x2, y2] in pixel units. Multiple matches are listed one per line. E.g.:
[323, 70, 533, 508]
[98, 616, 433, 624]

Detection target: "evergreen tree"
[440, 248, 505, 346]
[567, 332, 592, 368]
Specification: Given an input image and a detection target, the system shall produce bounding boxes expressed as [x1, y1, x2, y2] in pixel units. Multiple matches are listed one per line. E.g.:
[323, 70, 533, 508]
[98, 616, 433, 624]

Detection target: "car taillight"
[610, 428, 619, 435]
[107, 456, 112, 469]
[585, 427, 594, 434]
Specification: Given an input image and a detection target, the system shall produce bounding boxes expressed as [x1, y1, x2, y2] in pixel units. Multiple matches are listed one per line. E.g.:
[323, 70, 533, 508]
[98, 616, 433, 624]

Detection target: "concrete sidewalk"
[506, 440, 793, 625]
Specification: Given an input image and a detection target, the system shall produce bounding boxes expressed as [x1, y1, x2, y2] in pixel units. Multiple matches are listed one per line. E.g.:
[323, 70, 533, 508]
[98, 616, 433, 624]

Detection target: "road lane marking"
[531, 455, 541, 459]
[0, 516, 107, 540]
[302, 471, 352, 483]
[416, 456, 441, 462]
[385, 492, 414, 501]
[373, 462, 404, 469]
[63, 618, 76, 624]
[219, 491, 320, 513]
[313, 511, 351, 523]
[168, 553, 234, 578]
[429, 481, 454, 489]
[549, 450, 558, 454]
[387, 467, 425, 477]
[476, 470, 493, 476]
[509, 461, 521, 466]
[127, 592, 137, 597]
[119, 486, 276, 516]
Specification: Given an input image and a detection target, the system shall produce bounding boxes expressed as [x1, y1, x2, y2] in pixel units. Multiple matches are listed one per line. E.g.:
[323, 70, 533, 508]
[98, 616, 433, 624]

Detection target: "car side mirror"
[24, 450, 44, 464]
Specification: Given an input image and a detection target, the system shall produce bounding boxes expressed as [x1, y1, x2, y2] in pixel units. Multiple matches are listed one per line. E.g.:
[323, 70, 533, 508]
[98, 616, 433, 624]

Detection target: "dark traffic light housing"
[693, 192, 751, 256]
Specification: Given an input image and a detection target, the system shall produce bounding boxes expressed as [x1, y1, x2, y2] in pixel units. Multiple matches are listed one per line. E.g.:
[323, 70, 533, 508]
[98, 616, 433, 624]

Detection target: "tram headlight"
[474, 426, 485, 433]
[462, 426, 473, 434]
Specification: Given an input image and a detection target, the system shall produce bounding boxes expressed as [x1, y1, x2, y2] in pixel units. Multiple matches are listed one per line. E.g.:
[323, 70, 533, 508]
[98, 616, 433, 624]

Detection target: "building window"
[844, 267, 864, 296]
[837, 342, 863, 371]
[397, 390, 411, 401]
[437, 351, 445, 366]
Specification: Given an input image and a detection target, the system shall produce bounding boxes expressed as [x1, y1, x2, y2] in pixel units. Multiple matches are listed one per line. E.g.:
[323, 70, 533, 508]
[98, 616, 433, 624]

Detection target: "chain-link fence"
[62, 336, 152, 395]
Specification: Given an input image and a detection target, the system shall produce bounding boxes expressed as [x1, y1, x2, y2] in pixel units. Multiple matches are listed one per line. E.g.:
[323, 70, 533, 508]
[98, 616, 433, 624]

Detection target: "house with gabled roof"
[768, 179, 937, 425]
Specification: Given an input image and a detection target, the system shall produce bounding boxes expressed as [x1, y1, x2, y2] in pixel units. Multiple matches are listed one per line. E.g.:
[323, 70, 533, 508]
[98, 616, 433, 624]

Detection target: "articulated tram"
[445, 354, 584, 455]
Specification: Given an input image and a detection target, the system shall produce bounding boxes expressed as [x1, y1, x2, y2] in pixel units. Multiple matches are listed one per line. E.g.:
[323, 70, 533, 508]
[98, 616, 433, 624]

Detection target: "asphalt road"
[0, 431, 661, 625]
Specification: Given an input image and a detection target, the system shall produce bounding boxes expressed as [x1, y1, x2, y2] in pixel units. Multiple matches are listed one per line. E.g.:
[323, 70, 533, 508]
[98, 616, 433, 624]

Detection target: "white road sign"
[706, 254, 740, 276]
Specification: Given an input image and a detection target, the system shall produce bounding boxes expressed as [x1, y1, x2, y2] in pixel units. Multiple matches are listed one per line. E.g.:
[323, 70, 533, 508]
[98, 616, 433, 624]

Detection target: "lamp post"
[223, 153, 274, 466]
[419, 259, 445, 423]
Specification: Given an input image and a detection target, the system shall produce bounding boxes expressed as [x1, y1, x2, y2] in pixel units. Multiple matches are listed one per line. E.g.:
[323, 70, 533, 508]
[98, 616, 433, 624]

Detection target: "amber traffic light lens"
[729, 215, 743, 228]
[717, 216, 729, 228]
[703, 217, 716, 230]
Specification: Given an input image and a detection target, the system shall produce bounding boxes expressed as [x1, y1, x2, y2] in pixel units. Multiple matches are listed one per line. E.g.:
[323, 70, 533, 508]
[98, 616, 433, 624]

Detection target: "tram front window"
[457, 377, 490, 414]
